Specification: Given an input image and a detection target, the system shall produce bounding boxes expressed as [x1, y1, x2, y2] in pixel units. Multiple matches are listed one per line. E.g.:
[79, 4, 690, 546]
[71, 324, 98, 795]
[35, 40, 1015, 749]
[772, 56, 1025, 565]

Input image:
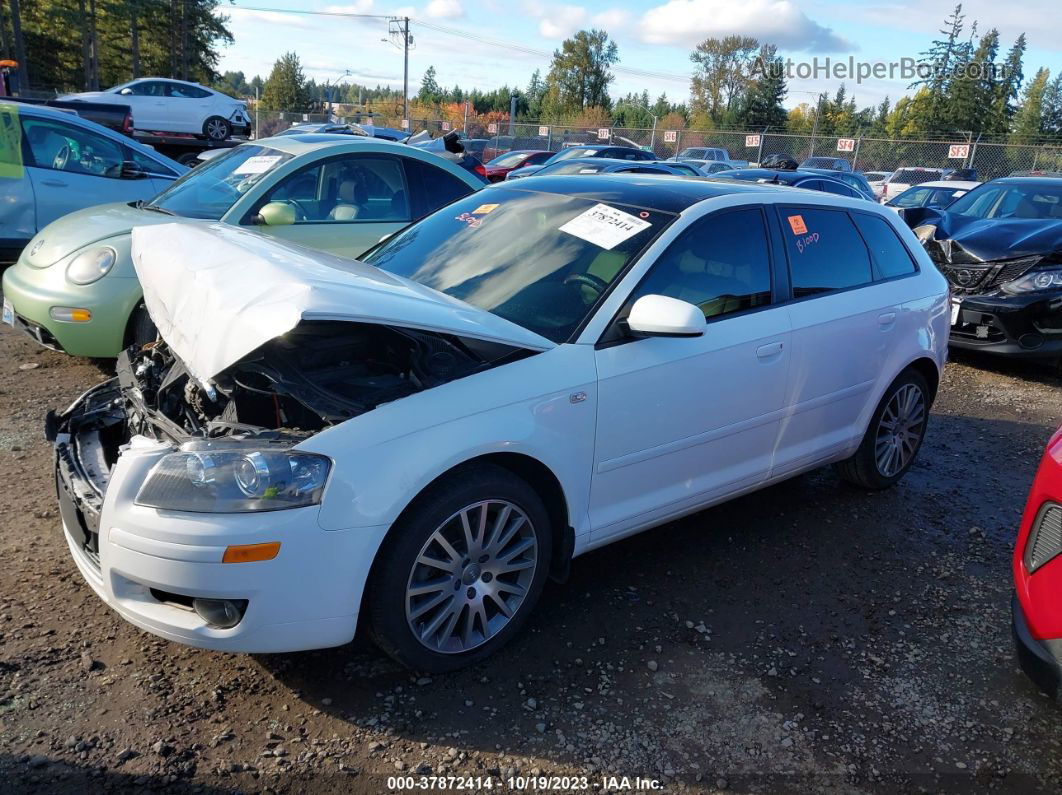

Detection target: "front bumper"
[949, 289, 1062, 359]
[1012, 594, 1062, 700]
[53, 381, 388, 653]
[2, 260, 141, 357]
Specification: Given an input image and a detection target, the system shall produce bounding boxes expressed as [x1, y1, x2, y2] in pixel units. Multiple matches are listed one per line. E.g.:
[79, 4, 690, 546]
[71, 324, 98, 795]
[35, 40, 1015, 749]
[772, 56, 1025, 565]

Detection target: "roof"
[903, 180, 981, 190]
[990, 175, 1062, 186]
[717, 168, 824, 184]
[496, 173, 797, 214]
[249, 133, 405, 155]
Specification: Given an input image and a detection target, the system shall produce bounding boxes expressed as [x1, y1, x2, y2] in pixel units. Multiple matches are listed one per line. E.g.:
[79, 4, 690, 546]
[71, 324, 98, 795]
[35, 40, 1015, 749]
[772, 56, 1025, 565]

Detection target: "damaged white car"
[50, 177, 948, 671]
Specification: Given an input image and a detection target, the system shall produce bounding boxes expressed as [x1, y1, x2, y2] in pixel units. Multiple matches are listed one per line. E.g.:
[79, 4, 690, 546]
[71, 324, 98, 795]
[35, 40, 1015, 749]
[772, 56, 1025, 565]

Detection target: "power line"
[229, 3, 691, 84]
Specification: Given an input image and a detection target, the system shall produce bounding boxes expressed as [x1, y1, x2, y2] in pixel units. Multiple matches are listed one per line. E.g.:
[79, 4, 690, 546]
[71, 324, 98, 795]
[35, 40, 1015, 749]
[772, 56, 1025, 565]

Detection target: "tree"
[260, 52, 311, 112]
[909, 3, 965, 132]
[689, 35, 759, 125]
[525, 69, 545, 118]
[944, 28, 999, 134]
[740, 45, 787, 129]
[417, 64, 442, 105]
[1011, 67, 1049, 140]
[990, 34, 1026, 134]
[1042, 73, 1062, 135]
[541, 29, 618, 121]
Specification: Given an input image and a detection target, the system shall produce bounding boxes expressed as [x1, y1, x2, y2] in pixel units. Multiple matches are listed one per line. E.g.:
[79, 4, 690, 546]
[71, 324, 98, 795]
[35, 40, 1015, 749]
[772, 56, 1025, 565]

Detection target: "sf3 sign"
[836, 138, 855, 152]
[948, 144, 971, 159]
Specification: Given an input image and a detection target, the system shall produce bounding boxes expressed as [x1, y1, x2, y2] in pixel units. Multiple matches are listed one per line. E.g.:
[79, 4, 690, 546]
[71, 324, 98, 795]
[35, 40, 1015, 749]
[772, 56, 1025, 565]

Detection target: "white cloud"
[225, 8, 315, 29]
[640, 0, 854, 52]
[592, 9, 631, 30]
[524, 3, 588, 39]
[425, 0, 464, 18]
[322, 1, 376, 12]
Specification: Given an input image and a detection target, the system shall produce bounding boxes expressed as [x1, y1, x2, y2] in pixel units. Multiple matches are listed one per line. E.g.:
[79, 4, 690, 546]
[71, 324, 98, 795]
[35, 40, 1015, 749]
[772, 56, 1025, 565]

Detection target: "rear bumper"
[949, 290, 1062, 359]
[1012, 593, 1062, 700]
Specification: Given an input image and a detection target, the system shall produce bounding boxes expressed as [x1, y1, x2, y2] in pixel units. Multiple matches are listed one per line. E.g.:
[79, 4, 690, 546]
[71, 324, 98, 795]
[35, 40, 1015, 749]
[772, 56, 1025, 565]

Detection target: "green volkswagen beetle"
[2, 134, 484, 357]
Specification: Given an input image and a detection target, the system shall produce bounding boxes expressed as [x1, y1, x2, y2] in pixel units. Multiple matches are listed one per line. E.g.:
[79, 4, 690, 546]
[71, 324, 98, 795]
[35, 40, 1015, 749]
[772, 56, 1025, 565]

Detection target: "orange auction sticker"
[787, 215, 807, 235]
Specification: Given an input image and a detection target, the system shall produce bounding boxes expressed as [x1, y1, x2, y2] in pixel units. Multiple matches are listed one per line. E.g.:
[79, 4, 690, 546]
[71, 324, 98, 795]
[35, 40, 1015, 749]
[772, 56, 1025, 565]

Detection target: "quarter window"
[852, 213, 917, 279]
[628, 207, 772, 320]
[781, 208, 872, 296]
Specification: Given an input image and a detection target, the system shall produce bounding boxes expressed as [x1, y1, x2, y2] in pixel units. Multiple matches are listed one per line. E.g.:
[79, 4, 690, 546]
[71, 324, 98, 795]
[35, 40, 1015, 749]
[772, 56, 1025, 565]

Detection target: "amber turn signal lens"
[222, 542, 280, 564]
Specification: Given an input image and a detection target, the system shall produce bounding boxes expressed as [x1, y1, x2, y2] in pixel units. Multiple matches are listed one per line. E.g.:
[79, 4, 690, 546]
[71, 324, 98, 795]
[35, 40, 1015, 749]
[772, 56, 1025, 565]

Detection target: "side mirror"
[120, 161, 146, 179]
[256, 202, 296, 226]
[119, 87, 134, 96]
[626, 294, 705, 338]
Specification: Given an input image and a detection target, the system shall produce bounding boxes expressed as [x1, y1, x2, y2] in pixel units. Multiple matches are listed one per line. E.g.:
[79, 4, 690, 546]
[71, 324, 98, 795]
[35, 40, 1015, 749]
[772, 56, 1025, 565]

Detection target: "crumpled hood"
[130, 223, 554, 385]
[24, 202, 173, 268]
[929, 213, 1062, 262]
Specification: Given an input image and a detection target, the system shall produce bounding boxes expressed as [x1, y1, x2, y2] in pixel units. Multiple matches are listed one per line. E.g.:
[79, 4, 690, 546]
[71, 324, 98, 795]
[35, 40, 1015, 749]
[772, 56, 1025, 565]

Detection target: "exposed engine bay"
[118, 320, 527, 444]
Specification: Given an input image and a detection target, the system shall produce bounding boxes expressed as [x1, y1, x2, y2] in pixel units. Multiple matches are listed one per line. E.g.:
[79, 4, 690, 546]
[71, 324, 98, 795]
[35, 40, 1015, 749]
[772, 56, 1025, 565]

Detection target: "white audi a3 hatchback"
[50, 176, 949, 671]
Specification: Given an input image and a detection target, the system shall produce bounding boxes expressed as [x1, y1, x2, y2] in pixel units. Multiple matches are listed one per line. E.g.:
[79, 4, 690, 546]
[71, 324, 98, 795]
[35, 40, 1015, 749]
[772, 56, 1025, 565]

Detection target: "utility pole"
[508, 92, 517, 136]
[402, 16, 409, 124]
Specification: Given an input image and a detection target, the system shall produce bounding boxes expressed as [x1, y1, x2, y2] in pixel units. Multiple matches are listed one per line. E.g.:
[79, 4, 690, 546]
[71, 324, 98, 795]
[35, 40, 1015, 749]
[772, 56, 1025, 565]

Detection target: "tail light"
[122, 112, 134, 135]
[473, 162, 488, 181]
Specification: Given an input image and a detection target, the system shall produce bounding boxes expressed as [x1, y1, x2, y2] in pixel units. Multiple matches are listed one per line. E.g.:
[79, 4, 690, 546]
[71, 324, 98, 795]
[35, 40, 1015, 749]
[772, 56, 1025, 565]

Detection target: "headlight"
[1003, 268, 1062, 294]
[136, 449, 330, 513]
[913, 224, 936, 244]
[66, 246, 116, 285]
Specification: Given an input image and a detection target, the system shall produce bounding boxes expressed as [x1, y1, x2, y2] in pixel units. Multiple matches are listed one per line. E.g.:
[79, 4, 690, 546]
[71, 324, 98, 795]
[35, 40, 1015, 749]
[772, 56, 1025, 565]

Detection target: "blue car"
[528, 157, 697, 178]
[0, 102, 185, 262]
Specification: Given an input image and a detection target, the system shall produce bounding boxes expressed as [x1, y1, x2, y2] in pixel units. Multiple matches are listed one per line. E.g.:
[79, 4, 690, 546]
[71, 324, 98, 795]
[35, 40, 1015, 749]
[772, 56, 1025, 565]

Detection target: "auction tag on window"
[787, 214, 808, 235]
[559, 203, 651, 250]
[472, 203, 499, 214]
[233, 155, 282, 175]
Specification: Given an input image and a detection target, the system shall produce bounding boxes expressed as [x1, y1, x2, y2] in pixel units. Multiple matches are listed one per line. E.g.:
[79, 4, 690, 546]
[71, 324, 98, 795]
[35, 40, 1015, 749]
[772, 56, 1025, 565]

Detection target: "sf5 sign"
[745, 134, 760, 148]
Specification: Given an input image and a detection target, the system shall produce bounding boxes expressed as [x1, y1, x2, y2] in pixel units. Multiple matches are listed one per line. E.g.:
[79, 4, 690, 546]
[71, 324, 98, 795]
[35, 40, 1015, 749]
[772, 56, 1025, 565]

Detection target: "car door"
[21, 115, 156, 229]
[164, 82, 214, 134]
[771, 205, 915, 476]
[119, 81, 167, 130]
[589, 206, 792, 541]
[245, 152, 419, 259]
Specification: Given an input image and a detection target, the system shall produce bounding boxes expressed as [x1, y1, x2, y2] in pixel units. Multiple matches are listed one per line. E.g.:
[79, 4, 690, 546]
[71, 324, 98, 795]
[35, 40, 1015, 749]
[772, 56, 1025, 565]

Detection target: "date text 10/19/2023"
[386, 775, 664, 790]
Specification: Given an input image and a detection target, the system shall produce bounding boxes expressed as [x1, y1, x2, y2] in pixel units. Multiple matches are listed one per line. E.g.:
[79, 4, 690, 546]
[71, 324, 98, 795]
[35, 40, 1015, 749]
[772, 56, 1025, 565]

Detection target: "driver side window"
[628, 208, 773, 320]
[22, 118, 124, 179]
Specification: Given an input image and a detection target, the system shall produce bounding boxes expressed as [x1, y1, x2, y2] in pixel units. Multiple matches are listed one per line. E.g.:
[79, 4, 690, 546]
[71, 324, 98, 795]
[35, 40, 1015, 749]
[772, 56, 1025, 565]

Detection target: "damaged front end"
[49, 320, 527, 567]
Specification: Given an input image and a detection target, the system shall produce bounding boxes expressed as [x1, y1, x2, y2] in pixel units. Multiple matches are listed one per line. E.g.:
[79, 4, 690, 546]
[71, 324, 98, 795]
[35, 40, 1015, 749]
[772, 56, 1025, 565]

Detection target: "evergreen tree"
[541, 29, 618, 120]
[947, 28, 999, 134]
[525, 69, 545, 118]
[260, 52, 311, 112]
[417, 65, 442, 105]
[990, 34, 1026, 135]
[1042, 73, 1062, 135]
[909, 3, 965, 131]
[740, 45, 787, 129]
[1011, 67, 1049, 140]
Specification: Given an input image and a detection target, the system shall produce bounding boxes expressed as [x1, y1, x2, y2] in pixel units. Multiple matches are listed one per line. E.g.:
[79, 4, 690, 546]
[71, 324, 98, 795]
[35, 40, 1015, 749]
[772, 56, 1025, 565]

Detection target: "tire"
[203, 116, 231, 141]
[366, 463, 553, 672]
[836, 368, 930, 490]
[176, 151, 201, 167]
[127, 304, 158, 348]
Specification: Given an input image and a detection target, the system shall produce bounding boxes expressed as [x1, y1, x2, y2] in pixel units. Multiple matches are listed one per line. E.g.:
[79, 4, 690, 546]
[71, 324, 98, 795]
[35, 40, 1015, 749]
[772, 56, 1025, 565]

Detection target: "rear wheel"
[367, 463, 552, 672]
[836, 369, 930, 490]
[203, 116, 231, 141]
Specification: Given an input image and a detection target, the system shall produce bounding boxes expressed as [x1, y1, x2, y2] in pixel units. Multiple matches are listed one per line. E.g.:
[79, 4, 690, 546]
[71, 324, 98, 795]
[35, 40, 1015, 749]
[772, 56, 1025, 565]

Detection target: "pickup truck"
[667, 146, 748, 168]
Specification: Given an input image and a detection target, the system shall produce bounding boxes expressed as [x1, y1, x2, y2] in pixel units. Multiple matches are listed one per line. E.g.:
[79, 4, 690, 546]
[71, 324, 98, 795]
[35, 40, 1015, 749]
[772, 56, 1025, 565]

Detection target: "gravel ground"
[1, 318, 1061, 794]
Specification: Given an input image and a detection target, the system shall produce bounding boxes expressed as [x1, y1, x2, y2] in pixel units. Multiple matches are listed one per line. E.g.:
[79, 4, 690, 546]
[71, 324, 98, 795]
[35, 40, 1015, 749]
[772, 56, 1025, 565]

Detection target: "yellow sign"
[0, 103, 23, 179]
[472, 203, 499, 215]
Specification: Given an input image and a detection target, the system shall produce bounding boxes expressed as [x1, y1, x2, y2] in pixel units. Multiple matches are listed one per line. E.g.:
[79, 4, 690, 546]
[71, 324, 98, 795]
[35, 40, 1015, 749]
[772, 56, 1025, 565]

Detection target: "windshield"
[487, 151, 531, 168]
[946, 182, 1062, 220]
[546, 147, 599, 164]
[363, 188, 674, 343]
[148, 145, 294, 220]
[540, 161, 607, 175]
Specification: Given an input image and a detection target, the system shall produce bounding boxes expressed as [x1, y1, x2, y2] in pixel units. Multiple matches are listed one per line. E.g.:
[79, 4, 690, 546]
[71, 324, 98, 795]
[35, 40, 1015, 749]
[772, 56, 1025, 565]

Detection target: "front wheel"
[836, 369, 930, 490]
[203, 116, 231, 141]
[127, 304, 158, 348]
[366, 463, 553, 672]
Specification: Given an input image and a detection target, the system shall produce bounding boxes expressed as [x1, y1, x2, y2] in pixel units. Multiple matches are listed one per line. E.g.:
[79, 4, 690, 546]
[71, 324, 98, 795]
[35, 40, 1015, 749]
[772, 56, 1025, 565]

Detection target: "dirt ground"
[1, 317, 1061, 794]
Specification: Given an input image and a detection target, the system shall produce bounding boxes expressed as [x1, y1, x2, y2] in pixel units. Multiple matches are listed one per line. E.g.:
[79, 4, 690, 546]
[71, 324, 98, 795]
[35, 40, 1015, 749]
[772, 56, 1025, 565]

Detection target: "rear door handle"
[756, 341, 784, 359]
[41, 179, 67, 187]
[878, 312, 897, 327]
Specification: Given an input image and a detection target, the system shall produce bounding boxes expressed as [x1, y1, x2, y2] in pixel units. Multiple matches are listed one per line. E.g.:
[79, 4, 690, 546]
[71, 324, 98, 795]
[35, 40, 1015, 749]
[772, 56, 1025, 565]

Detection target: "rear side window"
[628, 207, 772, 320]
[404, 158, 474, 218]
[852, 214, 917, 279]
[818, 180, 860, 198]
[781, 208, 872, 296]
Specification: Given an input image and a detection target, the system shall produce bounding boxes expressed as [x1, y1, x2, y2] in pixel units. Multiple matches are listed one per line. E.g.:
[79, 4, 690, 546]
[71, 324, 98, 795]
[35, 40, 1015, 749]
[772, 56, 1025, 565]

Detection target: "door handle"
[878, 312, 897, 327]
[756, 341, 784, 359]
[41, 179, 67, 187]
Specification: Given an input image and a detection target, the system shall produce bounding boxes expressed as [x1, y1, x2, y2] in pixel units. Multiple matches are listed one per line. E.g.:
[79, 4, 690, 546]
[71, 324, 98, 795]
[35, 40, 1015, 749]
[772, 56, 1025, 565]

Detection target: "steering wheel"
[279, 198, 310, 221]
[52, 145, 70, 171]
[563, 272, 609, 298]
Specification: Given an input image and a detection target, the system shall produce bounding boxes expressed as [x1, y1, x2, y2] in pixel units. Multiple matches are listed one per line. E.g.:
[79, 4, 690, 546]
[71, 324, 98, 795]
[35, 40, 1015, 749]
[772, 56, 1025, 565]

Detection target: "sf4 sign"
[597, 128, 610, 140]
[836, 138, 855, 152]
[441, 121, 451, 131]
[487, 122, 497, 134]
[948, 143, 970, 159]
[745, 134, 760, 148]
[663, 130, 677, 143]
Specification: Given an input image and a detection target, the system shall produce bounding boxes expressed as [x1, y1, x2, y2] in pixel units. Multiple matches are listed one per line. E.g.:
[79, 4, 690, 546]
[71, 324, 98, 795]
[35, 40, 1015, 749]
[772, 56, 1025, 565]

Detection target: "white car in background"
[880, 167, 946, 202]
[883, 180, 981, 213]
[862, 171, 892, 199]
[62, 78, 251, 141]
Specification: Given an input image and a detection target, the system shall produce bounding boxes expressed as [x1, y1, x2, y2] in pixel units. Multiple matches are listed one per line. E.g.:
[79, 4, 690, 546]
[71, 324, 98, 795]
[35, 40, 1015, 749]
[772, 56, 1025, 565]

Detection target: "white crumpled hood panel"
[130, 223, 553, 384]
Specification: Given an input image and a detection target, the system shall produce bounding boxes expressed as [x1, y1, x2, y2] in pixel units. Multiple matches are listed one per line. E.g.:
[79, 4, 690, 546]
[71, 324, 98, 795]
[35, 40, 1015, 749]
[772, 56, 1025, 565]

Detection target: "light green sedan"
[2, 134, 484, 357]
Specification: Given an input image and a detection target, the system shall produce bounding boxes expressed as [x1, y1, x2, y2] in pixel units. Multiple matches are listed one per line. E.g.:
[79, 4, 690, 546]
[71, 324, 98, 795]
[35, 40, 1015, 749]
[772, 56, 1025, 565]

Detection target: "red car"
[1013, 423, 1062, 699]
[483, 150, 553, 183]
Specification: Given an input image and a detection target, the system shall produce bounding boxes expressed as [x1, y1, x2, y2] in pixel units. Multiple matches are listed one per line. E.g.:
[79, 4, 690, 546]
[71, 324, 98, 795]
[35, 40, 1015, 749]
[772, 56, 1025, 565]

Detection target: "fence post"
[547, 124, 553, 151]
[756, 127, 767, 165]
[675, 129, 683, 156]
[967, 132, 981, 172]
[852, 136, 862, 172]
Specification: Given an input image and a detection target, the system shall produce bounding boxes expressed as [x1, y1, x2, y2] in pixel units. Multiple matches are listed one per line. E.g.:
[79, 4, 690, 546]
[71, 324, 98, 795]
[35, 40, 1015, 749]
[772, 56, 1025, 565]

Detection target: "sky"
[217, 0, 1062, 113]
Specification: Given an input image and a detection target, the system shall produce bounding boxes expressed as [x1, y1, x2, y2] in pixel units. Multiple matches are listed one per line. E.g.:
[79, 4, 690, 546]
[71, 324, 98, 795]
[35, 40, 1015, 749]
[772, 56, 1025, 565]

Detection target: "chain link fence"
[252, 111, 1062, 181]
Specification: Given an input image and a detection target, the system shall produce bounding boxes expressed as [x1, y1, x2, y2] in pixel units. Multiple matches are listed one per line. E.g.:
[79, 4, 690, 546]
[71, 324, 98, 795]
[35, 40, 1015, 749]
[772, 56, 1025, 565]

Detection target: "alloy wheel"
[206, 119, 229, 140]
[405, 500, 538, 654]
[874, 383, 926, 477]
